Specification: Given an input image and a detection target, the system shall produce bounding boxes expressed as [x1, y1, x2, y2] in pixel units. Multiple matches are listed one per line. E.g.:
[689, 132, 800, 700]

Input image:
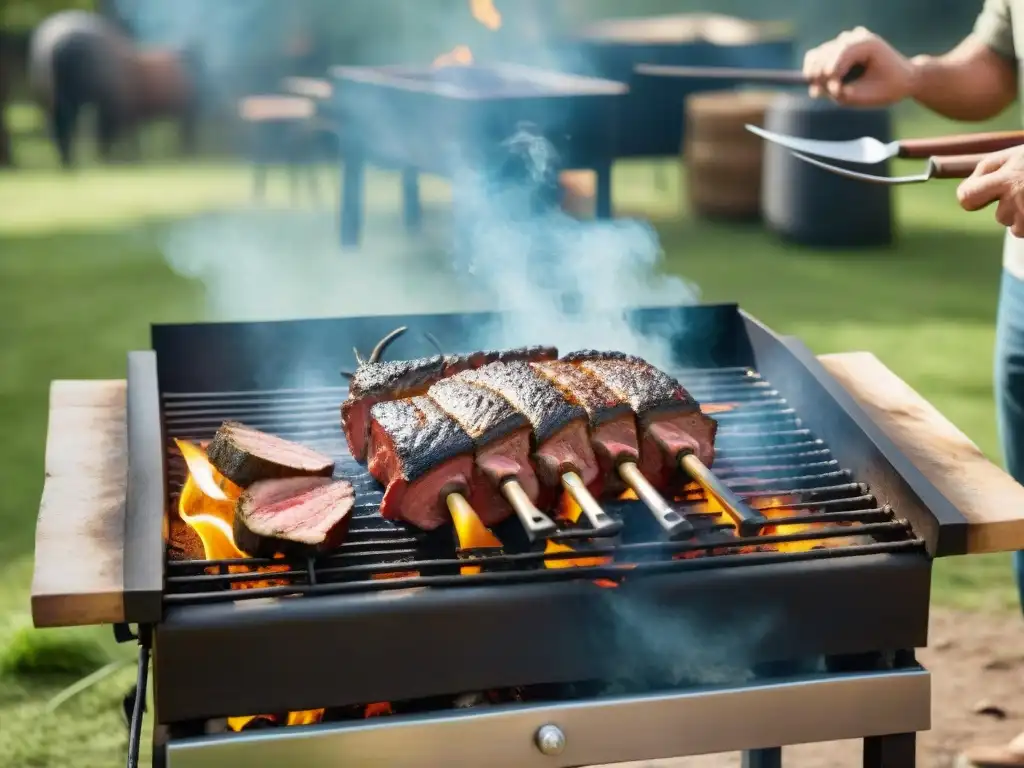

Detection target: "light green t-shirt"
[972, 0, 1024, 276]
[974, 0, 1018, 62]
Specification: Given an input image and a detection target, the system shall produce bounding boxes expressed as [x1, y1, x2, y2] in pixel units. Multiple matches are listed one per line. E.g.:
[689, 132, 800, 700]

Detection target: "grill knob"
[535, 724, 566, 756]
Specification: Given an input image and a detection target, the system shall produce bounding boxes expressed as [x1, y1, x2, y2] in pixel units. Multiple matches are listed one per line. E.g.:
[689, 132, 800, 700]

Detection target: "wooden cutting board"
[29, 352, 1024, 629]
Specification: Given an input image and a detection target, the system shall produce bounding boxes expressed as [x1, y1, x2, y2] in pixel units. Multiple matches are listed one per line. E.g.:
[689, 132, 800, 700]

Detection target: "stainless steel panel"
[166, 666, 930, 768]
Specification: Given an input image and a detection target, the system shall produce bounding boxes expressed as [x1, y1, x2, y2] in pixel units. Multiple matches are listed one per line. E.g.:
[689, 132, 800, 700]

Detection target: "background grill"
[161, 363, 924, 605]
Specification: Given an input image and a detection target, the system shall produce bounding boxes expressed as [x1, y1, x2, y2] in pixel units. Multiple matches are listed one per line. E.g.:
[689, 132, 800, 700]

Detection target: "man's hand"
[957, 146, 1024, 237]
[803, 27, 918, 106]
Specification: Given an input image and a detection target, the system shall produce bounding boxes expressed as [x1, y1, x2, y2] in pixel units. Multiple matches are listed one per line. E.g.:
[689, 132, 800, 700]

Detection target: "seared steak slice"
[207, 421, 335, 488]
[427, 377, 539, 527]
[366, 396, 475, 530]
[457, 361, 600, 494]
[234, 476, 355, 557]
[342, 346, 557, 462]
[531, 360, 638, 494]
[562, 350, 717, 489]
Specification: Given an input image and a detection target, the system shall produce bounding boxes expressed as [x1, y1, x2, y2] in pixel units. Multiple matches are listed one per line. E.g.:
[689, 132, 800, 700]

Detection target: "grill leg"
[742, 748, 782, 768]
[340, 152, 365, 249]
[402, 168, 422, 233]
[594, 160, 613, 219]
[863, 733, 916, 768]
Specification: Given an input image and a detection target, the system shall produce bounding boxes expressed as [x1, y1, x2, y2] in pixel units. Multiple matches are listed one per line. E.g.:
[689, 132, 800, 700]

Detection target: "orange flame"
[174, 439, 288, 588]
[449, 495, 502, 574]
[227, 709, 325, 732]
[175, 439, 246, 560]
[543, 540, 611, 569]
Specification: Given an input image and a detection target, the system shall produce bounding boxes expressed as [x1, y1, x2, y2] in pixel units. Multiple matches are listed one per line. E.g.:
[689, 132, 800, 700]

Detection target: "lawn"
[0, 101, 1021, 766]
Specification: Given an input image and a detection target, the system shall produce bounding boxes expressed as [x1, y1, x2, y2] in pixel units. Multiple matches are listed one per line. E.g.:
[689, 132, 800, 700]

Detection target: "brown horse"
[28, 10, 200, 168]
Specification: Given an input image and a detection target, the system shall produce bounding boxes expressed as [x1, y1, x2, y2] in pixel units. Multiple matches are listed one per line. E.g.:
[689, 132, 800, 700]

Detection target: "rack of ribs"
[562, 350, 767, 536]
[450, 361, 619, 534]
[531, 360, 692, 537]
[427, 376, 558, 539]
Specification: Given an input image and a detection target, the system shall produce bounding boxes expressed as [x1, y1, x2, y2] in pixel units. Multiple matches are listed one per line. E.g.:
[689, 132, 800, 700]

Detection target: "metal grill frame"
[124, 304, 951, 724]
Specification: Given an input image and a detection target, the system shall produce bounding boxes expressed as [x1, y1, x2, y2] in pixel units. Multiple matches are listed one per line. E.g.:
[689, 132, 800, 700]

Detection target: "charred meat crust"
[530, 360, 633, 427]
[456, 361, 587, 447]
[427, 376, 529, 447]
[347, 346, 558, 400]
[234, 477, 355, 558]
[368, 396, 474, 483]
[206, 421, 336, 488]
[349, 355, 448, 400]
[561, 349, 700, 421]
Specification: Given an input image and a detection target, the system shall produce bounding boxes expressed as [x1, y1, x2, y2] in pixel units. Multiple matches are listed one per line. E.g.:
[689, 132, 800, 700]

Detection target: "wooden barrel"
[684, 89, 778, 220]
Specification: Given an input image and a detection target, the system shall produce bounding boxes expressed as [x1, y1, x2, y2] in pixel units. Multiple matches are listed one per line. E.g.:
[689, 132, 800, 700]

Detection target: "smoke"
[598, 591, 790, 689]
[118, 0, 700, 368]
[450, 123, 699, 368]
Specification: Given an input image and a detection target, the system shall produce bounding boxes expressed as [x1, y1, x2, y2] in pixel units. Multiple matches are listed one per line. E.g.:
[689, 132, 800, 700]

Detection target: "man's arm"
[909, 37, 1018, 122]
[804, 0, 1018, 118]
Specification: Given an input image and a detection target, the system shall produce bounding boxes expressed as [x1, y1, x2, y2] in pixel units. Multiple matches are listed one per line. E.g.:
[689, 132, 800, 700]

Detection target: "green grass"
[0, 100, 1021, 766]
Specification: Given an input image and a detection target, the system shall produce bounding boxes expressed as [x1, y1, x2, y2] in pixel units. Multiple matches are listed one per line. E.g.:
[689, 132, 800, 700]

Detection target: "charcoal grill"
[328, 62, 626, 249]
[31, 303, 1024, 768]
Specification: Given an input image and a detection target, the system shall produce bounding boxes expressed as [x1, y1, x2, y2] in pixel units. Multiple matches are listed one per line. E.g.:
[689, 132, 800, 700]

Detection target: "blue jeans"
[993, 269, 1024, 611]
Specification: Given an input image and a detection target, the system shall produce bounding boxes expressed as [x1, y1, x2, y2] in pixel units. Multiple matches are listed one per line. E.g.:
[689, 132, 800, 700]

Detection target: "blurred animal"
[27, 10, 200, 168]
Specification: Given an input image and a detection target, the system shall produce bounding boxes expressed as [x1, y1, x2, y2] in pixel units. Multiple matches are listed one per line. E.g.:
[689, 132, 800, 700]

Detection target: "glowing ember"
[371, 570, 421, 580]
[286, 709, 325, 727]
[543, 540, 611, 569]
[593, 578, 620, 589]
[227, 709, 325, 732]
[364, 702, 393, 718]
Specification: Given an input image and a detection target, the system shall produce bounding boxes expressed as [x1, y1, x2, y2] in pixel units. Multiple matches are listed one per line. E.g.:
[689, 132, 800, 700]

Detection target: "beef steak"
[234, 476, 355, 557]
[207, 421, 335, 488]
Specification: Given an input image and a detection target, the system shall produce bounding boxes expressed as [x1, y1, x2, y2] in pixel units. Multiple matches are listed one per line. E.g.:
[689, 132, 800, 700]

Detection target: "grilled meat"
[530, 360, 637, 494]
[427, 377, 540, 527]
[366, 396, 475, 530]
[562, 350, 717, 489]
[207, 421, 335, 488]
[455, 361, 600, 496]
[234, 476, 355, 557]
[342, 345, 557, 462]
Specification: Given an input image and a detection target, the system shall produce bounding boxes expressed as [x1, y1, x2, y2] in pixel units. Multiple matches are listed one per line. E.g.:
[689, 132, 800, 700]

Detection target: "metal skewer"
[617, 461, 694, 538]
[501, 479, 559, 541]
[679, 453, 766, 537]
[560, 471, 623, 535]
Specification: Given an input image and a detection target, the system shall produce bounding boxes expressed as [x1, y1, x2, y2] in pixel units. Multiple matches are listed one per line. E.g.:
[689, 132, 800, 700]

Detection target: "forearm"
[908, 37, 1018, 121]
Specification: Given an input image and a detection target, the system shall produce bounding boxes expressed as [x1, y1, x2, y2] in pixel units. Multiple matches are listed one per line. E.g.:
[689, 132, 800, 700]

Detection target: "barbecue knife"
[635, 63, 867, 86]
[747, 124, 1024, 166]
[790, 151, 984, 185]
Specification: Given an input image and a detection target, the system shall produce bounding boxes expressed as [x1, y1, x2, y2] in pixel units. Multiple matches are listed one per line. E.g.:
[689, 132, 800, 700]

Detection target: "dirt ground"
[600, 608, 1024, 768]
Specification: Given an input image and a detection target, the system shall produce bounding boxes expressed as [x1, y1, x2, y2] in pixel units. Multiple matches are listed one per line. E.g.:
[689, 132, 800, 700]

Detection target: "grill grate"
[161, 366, 925, 605]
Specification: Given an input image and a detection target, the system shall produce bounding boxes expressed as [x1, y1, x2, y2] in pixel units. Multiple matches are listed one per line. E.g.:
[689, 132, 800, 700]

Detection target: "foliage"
[0, 0, 96, 31]
[1, 625, 108, 679]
